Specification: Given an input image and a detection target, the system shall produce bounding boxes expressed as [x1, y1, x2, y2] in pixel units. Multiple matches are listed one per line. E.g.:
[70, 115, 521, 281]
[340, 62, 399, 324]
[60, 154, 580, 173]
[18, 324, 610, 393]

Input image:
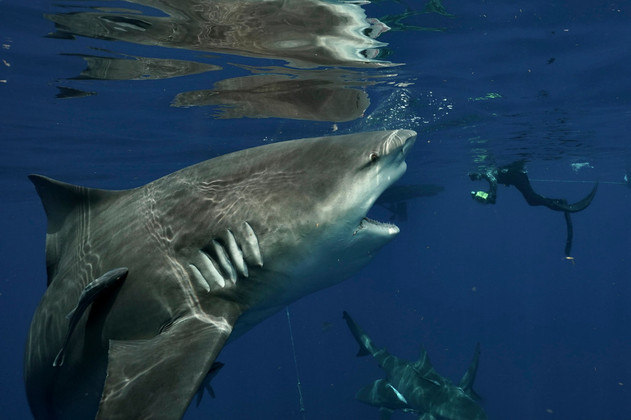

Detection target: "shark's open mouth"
[353, 216, 399, 236]
[349, 129, 416, 239]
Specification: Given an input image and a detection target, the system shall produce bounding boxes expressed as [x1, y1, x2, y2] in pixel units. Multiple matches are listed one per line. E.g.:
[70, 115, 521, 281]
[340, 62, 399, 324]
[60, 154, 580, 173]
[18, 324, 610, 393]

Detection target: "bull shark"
[343, 311, 487, 420]
[24, 129, 416, 419]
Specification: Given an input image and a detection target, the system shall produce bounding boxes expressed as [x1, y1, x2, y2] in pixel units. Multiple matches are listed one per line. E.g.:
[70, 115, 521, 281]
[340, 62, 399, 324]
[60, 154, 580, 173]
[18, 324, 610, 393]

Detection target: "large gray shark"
[343, 311, 487, 420]
[24, 129, 416, 419]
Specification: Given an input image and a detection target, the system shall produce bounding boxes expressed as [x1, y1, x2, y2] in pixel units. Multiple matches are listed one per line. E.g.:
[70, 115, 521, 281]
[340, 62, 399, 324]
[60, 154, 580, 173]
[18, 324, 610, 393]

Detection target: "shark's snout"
[351, 129, 416, 243]
[384, 129, 417, 157]
[401, 130, 416, 157]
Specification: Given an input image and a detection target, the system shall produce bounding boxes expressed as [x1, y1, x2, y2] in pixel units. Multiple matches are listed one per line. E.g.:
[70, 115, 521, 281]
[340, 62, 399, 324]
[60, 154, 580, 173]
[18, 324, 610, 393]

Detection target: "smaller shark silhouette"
[343, 311, 487, 420]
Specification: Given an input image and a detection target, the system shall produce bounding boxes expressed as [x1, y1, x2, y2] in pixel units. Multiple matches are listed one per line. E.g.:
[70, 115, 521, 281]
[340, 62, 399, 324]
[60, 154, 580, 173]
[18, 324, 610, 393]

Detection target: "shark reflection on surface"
[172, 65, 375, 122]
[67, 52, 222, 81]
[343, 311, 487, 420]
[46, 0, 398, 121]
[46, 0, 396, 68]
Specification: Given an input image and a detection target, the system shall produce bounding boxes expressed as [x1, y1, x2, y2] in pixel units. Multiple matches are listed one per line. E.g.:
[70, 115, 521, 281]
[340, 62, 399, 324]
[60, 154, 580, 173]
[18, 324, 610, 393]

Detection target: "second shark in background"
[343, 311, 487, 420]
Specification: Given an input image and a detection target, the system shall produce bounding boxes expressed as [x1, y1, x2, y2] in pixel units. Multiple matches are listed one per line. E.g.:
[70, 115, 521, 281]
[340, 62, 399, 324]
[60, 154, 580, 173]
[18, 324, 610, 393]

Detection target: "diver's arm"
[469, 169, 498, 204]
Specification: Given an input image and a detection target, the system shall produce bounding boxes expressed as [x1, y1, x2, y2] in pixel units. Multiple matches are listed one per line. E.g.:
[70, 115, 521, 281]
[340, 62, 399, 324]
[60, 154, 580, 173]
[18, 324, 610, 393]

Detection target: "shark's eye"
[370, 152, 379, 162]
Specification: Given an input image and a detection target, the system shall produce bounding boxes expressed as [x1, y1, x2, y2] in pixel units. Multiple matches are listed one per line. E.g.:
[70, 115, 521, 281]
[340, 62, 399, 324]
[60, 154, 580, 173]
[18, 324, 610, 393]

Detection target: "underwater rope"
[286, 307, 307, 419]
[531, 178, 625, 185]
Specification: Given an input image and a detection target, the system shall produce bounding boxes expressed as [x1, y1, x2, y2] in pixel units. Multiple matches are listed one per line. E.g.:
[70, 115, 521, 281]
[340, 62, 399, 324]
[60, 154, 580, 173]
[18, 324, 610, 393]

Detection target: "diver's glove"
[471, 190, 491, 204]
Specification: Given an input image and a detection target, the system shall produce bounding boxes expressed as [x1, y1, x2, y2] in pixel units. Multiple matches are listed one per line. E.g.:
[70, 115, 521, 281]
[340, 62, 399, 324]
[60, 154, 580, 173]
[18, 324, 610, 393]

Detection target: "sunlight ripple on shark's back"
[24, 129, 416, 419]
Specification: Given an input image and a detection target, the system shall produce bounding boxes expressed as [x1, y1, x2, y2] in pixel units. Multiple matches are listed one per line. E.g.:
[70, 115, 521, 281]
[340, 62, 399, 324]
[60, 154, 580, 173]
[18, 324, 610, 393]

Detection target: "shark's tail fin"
[459, 342, 482, 400]
[29, 175, 130, 286]
[342, 311, 377, 357]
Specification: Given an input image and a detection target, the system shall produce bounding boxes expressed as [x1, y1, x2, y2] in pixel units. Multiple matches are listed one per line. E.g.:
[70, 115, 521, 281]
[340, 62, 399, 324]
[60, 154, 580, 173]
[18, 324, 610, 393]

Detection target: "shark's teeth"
[353, 217, 398, 235]
[363, 217, 396, 228]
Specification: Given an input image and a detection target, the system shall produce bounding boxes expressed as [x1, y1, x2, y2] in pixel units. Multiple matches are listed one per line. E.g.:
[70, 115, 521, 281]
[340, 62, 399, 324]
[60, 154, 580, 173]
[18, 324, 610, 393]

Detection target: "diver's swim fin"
[553, 182, 598, 213]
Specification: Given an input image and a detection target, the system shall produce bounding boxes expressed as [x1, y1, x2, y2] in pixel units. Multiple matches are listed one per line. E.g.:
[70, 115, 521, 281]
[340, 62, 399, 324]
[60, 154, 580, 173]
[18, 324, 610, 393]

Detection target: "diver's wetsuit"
[469, 161, 598, 256]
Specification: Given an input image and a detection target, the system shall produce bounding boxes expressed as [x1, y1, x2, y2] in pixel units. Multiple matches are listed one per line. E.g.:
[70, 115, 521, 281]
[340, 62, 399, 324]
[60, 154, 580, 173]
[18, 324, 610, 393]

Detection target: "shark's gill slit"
[189, 264, 211, 292]
[194, 227, 262, 292]
[238, 221, 264, 267]
[192, 250, 225, 289]
[224, 229, 248, 278]
[211, 240, 237, 284]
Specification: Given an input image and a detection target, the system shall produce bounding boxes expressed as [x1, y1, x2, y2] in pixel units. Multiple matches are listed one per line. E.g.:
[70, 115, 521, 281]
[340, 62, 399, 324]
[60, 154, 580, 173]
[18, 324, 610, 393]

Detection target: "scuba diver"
[469, 161, 598, 257]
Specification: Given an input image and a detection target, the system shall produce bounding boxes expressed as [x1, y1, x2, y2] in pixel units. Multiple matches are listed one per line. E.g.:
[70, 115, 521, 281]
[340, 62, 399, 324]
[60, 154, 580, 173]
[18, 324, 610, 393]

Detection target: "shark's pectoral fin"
[54, 267, 128, 367]
[419, 413, 437, 420]
[356, 379, 409, 410]
[97, 310, 238, 419]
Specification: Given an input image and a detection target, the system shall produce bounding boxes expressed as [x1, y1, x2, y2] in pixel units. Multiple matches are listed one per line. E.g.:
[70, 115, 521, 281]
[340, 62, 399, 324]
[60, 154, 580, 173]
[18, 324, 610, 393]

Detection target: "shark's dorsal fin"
[29, 175, 125, 233]
[29, 174, 130, 285]
[459, 342, 482, 400]
[343, 311, 377, 357]
[412, 347, 434, 374]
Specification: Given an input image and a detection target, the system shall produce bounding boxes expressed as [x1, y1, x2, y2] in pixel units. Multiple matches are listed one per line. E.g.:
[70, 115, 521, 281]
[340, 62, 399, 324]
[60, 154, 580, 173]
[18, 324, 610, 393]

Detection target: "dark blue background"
[1, 1, 630, 418]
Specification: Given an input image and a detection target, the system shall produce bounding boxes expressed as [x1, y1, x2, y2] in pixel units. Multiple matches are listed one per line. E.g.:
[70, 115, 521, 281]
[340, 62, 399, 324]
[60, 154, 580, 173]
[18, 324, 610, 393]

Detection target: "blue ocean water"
[1, 0, 630, 419]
